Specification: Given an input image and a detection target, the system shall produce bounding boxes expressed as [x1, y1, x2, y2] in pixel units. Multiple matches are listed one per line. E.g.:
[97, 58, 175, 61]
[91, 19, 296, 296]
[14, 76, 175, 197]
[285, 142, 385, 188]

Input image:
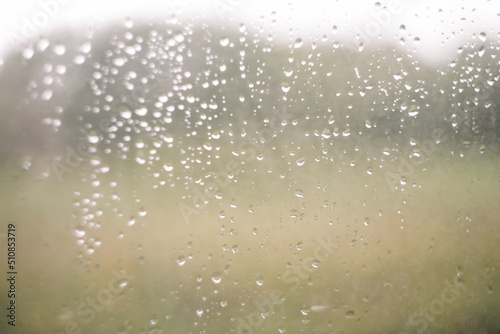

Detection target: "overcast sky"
[0, 0, 498, 65]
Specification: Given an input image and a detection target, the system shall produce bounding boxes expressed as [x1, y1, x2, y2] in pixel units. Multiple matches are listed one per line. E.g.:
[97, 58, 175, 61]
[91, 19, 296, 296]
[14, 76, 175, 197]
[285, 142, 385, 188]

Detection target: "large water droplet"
[219, 37, 229, 47]
[212, 271, 222, 284]
[177, 255, 186, 266]
[296, 157, 306, 166]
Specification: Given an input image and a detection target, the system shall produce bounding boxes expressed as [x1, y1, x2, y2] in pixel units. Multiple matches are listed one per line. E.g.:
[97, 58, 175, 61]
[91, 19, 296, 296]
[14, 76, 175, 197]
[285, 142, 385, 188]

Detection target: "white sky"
[0, 0, 498, 65]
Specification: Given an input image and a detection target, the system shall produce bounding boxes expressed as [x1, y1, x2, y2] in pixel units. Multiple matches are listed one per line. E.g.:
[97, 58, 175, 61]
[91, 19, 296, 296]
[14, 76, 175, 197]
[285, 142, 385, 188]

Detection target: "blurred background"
[0, 1, 499, 333]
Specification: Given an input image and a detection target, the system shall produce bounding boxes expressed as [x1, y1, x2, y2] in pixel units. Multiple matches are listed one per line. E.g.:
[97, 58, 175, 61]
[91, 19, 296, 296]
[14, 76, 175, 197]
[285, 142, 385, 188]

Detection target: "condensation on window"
[0, 1, 499, 333]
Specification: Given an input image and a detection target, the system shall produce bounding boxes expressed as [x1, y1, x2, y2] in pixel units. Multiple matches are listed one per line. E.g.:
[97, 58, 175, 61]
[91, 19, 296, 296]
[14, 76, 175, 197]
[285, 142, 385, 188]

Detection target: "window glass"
[1, 1, 499, 333]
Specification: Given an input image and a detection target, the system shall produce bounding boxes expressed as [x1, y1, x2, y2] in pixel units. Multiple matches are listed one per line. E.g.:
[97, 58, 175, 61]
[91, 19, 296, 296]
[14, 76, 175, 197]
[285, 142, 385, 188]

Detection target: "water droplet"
[294, 38, 303, 48]
[294, 189, 305, 198]
[301, 305, 310, 316]
[124, 17, 134, 29]
[296, 157, 306, 166]
[128, 217, 136, 226]
[479, 32, 487, 42]
[19, 156, 32, 170]
[281, 82, 291, 93]
[74, 227, 86, 238]
[296, 241, 303, 250]
[345, 310, 355, 318]
[41, 89, 53, 101]
[212, 271, 222, 284]
[211, 131, 221, 140]
[73, 54, 85, 65]
[138, 208, 147, 217]
[53, 44, 66, 56]
[408, 105, 419, 117]
[177, 255, 186, 266]
[256, 276, 264, 286]
[163, 161, 174, 172]
[87, 131, 100, 144]
[22, 47, 34, 59]
[321, 128, 331, 139]
[135, 107, 148, 116]
[112, 57, 126, 67]
[119, 108, 132, 119]
[219, 37, 229, 47]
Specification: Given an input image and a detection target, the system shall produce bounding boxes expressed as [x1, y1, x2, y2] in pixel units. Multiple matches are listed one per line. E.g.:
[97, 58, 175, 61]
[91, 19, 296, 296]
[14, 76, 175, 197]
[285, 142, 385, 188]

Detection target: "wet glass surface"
[0, 1, 499, 333]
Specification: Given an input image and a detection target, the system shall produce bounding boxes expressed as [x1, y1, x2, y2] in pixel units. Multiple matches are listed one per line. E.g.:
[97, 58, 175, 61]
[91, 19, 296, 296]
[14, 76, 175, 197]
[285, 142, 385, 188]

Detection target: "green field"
[1, 142, 499, 333]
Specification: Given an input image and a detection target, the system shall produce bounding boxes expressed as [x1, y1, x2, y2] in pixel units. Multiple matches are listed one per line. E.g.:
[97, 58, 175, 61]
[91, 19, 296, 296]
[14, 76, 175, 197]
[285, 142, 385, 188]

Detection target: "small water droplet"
[118, 279, 128, 288]
[345, 310, 355, 318]
[256, 276, 264, 286]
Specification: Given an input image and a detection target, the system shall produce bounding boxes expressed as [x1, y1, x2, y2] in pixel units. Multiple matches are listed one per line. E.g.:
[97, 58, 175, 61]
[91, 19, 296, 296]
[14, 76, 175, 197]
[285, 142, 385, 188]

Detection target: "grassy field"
[1, 143, 499, 334]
